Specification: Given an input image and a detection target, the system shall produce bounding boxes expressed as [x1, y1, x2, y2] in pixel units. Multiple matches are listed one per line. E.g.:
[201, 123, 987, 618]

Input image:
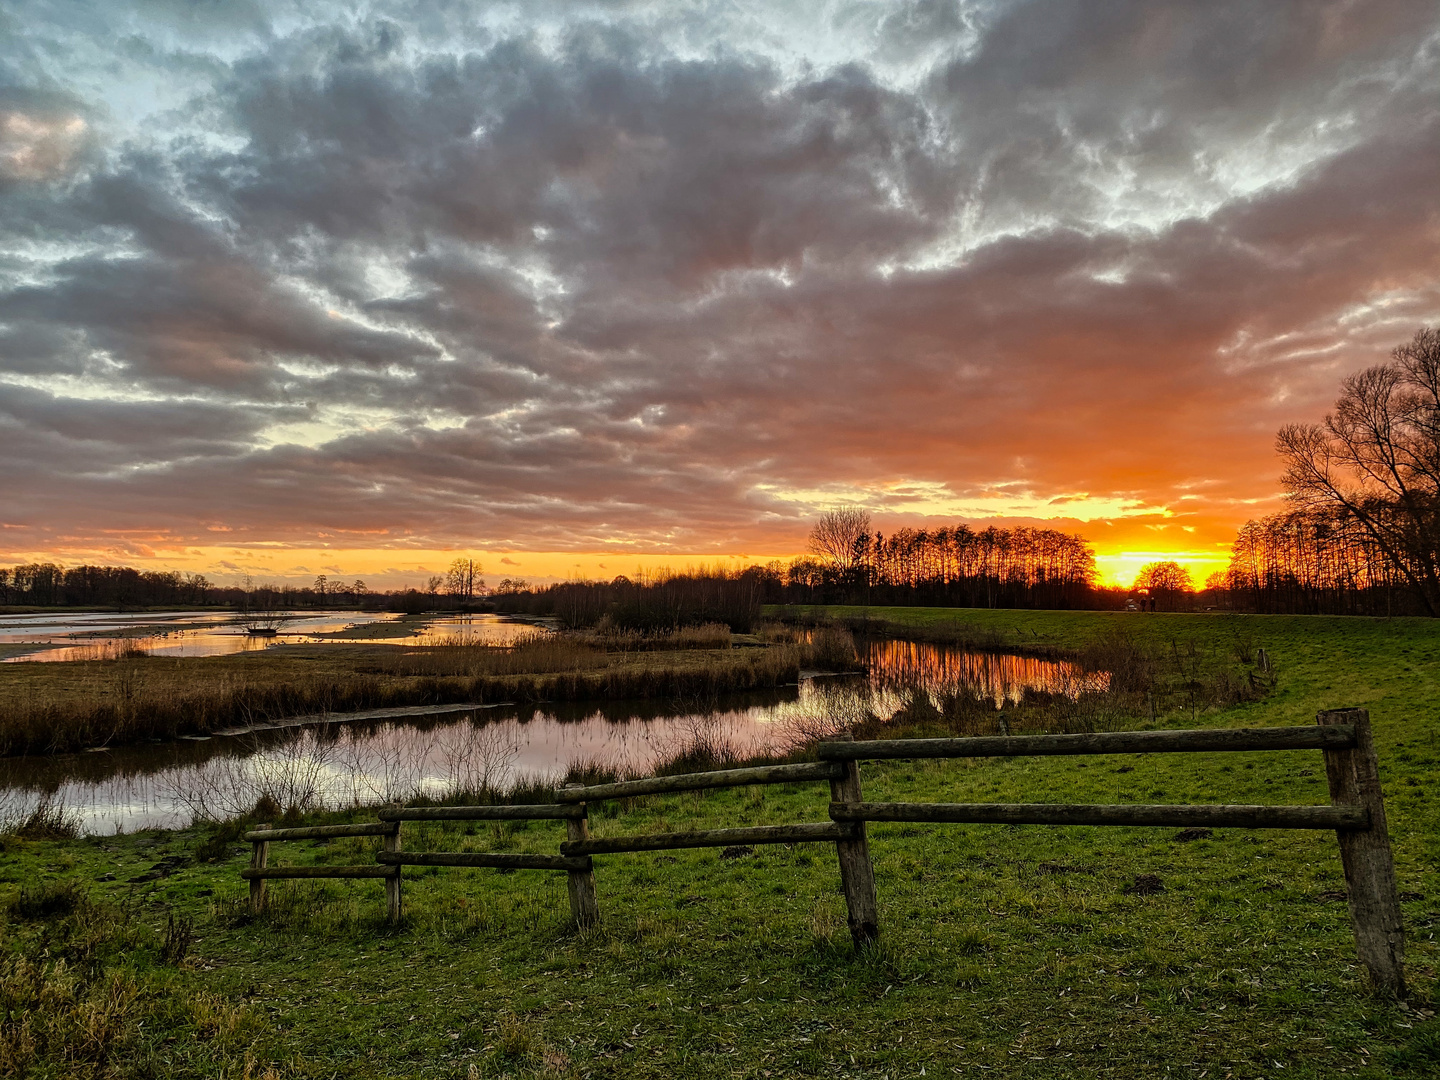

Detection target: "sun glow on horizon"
[1093, 551, 1230, 590]
[0, 541, 1229, 592]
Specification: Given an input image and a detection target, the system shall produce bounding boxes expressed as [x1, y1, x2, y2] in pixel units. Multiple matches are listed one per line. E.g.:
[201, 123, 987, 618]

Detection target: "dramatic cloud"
[2, 0, 1438, 580]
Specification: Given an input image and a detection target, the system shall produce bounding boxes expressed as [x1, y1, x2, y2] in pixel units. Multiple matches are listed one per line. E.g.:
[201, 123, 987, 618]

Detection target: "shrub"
[9, 879, 85, 921]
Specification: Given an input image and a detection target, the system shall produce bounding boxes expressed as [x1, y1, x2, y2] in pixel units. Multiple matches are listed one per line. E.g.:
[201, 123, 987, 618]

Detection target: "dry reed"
[0, 634, 852, 756]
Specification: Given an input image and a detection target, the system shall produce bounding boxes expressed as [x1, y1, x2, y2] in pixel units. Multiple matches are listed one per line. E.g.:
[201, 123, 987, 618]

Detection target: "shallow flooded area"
[0, 609, 542, 662]
[0, 636, 1105, 833]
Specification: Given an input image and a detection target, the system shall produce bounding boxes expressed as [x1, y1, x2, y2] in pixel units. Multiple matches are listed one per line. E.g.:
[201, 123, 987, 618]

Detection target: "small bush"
[497, 1015, 533, 1058]
[194, 817, 247, 861]
[955, 928, 990, 955]
[9, 879, 85, 920]
[806, 625, 859, 671]
[11, 797, 81, 841]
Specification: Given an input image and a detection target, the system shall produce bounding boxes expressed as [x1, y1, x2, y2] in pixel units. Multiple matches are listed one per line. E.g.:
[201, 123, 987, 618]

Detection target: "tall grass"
[0, 633, 855, 756]
[1, 880, 265, 1076]
[4, 795, 81, 841]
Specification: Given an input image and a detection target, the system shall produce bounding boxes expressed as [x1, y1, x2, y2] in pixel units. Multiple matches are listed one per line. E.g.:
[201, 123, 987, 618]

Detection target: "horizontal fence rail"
[560, 822, 855, 857]
[239, 710, 1406, 997]
[377, 851, 591, 872]
[377, 804, 584, 822]
[829, 801, 1369, 830]
[555, 761, 843, 803]
[243, 822, 397, 842]
[242, 865, 396, 880]
[816, 725, 1357, 760]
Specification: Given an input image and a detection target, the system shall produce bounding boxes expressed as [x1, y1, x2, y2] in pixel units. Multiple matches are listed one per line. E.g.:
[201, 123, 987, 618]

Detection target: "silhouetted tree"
[1277, 326, 1440, 615]
[446, 558, 483, 603]
[1134, 560, 1193, 609]
[807, 508, 873, 576]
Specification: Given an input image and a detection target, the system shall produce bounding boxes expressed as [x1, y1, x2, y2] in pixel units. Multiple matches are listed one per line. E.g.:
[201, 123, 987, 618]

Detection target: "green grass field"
[3, 608, 1437, 1078]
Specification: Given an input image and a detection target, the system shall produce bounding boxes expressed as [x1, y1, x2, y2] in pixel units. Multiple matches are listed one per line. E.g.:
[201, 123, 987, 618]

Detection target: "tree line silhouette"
[493, 523, 1105, 631]
[790, 520, 1098, 608]
[0, 563, 217, 608]
[1212, 508, 1419, 616]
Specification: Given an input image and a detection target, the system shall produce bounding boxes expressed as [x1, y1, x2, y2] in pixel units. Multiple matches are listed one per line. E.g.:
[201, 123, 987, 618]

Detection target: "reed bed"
[0, 634, 851, 756]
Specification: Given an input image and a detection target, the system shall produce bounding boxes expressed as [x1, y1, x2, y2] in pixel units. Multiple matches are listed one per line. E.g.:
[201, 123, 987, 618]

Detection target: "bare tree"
[807, 508, 873, 573]
[1277, 327, 1440, 616]
[446, 557, 483, 602]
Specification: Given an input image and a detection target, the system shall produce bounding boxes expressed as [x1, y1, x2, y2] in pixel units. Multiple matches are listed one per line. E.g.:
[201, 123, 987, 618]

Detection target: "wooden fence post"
[827, 736, 879, 946]
[249, 823, 270, 914]
[562, 785, 600, 928]
[1317, 708, 1406, 997]
[384, 803, 403, 925]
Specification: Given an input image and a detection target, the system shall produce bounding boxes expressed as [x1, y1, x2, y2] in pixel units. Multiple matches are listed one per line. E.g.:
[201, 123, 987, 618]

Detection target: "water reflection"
[863, 639, 1109, 706]
[407, 613, 550, 646]
[0, 610, 541, 662]
[1, 639, 1109, 833]
[0, 697, 792, 834]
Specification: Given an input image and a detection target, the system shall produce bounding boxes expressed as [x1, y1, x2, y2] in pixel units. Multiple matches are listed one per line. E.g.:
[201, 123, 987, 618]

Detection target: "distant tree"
[446, 558, 483, 602]
[1135, 561, 1193, 609]
[495, 577, 529, 593]
[1277, 326, 1440, 616]
[314, 574, 329, 601]
[183, 573, 211, 604]
[1135, 561, 1193, 593]
[807, 508, 873, 574]
[426, 575, 444, 595]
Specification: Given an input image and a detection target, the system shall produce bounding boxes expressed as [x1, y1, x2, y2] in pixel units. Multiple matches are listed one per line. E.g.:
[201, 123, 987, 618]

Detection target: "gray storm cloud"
[1, 0, 1437, 556]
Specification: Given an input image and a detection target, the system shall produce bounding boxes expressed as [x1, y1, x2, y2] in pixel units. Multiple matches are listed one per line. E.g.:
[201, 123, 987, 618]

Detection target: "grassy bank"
[0, 628, 854, 756]
[2, 608, 1437, 1078]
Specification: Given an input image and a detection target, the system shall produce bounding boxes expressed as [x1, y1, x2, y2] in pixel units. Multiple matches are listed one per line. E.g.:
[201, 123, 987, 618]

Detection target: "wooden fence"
[240, 707, 1406, 995]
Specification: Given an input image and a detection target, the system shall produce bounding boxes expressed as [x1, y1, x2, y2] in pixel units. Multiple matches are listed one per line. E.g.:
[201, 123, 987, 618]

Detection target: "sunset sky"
[2, 2, 1438, 589]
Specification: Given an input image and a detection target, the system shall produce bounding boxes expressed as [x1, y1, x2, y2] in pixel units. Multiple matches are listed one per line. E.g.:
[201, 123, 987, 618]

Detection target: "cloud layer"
[2, 0, 1438, 570]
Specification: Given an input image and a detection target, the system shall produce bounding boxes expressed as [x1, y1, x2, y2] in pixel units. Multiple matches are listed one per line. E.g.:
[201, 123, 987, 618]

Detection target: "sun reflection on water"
[863, 639, 1110, 708]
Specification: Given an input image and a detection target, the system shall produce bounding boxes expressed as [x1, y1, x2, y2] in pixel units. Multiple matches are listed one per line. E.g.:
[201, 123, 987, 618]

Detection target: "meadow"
[1, 608, 1436, 1078]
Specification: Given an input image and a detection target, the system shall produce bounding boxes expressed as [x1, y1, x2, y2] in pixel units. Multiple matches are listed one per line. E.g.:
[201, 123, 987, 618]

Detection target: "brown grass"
[0, 634, 853, 756]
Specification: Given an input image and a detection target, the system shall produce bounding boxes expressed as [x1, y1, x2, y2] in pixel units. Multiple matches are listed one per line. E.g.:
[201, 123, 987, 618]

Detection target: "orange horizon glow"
[0, 539, 1229, 592]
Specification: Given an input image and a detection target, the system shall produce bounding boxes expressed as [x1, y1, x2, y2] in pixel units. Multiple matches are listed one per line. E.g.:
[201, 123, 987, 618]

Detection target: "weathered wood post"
[562, 785, 600, 928]
[248, 823, 270, 914]
[1317, 708, 1406, 996]
[827, 735, 879, 946]
[383, 803, 403, 925]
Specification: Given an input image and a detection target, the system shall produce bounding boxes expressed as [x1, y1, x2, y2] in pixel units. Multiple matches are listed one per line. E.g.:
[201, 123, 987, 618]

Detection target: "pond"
[0, 610, 541, 662]
[0, 639, 1108, 834]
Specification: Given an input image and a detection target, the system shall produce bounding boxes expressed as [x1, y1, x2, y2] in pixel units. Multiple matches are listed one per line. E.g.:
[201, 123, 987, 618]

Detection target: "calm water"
[0, 610, 541, 662]
[1, 639, 1106, 834]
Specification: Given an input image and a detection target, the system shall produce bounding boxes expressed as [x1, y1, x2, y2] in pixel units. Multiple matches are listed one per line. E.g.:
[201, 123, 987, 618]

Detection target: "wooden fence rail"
[553, 760, 843, 802]
[829, 801, 1368, 830]
[239, 708, 1406, 996]
[560, 822, 855, 856]
[815, 724, 1357, 760]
